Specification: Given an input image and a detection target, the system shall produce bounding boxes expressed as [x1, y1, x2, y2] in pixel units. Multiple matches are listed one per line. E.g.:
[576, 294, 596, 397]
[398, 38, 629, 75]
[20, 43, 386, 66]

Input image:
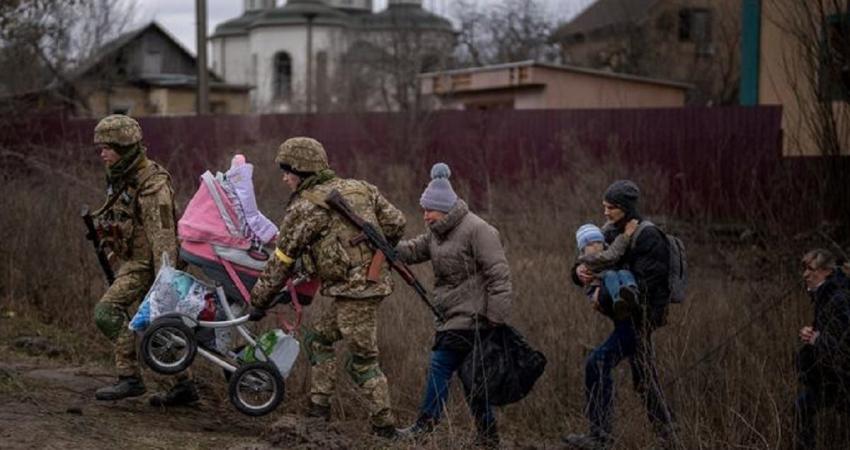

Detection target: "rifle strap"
[91, 164, 163, 218]
[92, 184, 129, 217]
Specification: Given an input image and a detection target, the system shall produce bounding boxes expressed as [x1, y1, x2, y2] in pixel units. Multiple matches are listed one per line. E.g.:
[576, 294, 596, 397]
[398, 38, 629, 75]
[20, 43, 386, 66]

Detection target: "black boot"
[371, 424, 402, 440]
[305, 401, 331, 421]
[95, 376, 146, 401]
[148, 379, 200, 407]
[474, 421, 499, 448]
[561, 432, 613, 450]
[398, 415, 436, 439]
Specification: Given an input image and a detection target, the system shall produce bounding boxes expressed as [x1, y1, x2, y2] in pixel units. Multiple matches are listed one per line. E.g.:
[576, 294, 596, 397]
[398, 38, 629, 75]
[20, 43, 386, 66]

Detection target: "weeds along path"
[0, 316, 560, 449]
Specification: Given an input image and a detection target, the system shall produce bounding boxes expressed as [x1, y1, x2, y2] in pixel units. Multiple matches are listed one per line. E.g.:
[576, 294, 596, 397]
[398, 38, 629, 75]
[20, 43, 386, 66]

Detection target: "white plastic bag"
[129, 254, 213, 331]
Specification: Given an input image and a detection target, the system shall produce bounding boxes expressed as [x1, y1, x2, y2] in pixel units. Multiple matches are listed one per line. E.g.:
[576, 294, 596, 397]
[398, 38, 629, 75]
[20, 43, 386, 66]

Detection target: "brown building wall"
[84, 85, 250, 117]
[760, 0, 850, 156]
[558, 0, 740, 105]
[526, 67, 686, 108]
[425, 65, 686, 110]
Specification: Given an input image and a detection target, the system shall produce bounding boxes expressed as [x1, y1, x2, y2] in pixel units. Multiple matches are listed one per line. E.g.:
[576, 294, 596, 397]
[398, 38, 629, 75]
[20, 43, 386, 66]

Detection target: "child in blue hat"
[575, 221, 639, 320]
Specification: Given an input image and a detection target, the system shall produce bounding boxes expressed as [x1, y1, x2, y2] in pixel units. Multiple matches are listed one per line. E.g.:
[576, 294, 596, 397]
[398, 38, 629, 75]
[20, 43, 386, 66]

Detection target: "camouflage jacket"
[94, 158, 178, 276]
[251, 177, 406, 308]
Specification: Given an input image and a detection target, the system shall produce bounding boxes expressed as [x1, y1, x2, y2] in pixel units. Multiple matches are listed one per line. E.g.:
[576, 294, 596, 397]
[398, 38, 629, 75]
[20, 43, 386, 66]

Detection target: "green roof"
[359, 4, 453, 32]
[211, 2, 454, 38]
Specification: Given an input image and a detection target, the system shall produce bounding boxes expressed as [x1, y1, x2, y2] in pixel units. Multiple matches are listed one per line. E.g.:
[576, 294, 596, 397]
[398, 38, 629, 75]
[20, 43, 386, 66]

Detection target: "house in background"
[742, 0, 850, 156]
[30, 22, 252, 117]
[419, 60, 689, 110]
[551, 0, 740, 106]
[210, 0, 455, 113]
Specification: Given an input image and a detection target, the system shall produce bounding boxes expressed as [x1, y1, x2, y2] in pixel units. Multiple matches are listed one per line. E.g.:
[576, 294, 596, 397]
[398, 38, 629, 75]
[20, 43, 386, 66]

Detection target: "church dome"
[359, 2, 453, 32]
[211, 10, 264, 38]
[251, 0, 351, 28]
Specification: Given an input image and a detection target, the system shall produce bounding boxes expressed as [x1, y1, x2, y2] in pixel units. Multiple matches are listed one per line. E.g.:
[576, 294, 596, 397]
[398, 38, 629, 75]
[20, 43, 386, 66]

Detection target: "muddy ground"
[0, 316, 552, 450]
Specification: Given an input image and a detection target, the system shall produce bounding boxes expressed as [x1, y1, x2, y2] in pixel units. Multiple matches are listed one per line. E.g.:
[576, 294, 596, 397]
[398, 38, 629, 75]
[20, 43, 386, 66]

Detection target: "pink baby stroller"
[136, 155, 318, 416]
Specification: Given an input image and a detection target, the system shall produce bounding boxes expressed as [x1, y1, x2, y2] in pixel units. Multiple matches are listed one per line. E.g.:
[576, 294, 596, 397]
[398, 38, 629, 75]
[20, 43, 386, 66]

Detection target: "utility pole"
[196, 0, 210, 115]
[304, 12, 317, 114]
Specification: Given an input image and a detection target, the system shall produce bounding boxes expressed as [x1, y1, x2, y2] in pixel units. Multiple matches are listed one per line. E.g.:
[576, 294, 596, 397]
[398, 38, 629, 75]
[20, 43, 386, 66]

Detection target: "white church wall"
[212, 36, 252, 86]
[249, 25, 346, 112]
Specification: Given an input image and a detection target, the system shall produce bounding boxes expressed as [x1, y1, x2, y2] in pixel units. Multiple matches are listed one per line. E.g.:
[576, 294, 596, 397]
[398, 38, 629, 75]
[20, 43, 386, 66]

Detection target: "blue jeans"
[419, 348, 495, 428]
[601, 269, 637, 302]
[584, 320, 674, 437]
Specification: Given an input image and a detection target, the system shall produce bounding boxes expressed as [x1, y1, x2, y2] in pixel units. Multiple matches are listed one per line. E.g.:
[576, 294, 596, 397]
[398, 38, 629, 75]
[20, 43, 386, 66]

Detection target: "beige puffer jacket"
[396, 200, 512, 331]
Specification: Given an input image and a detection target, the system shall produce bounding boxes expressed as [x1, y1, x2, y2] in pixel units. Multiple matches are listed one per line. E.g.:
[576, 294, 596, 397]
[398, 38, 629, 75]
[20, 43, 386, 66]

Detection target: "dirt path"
[0, 322, 553, 450]
[0, 319, 360, 450]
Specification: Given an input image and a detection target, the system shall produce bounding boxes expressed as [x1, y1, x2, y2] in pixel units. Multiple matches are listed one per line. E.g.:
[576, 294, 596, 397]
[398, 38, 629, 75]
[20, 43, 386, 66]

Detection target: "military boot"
[149, 379, 200, 407]
[95, 376, 146, 401]
[473, 421, 500, 448]
[371, 424, 402, 440]
[398, 415, 436, 440]
[561, 432, 613, 450]
[305, 401, 331, 421]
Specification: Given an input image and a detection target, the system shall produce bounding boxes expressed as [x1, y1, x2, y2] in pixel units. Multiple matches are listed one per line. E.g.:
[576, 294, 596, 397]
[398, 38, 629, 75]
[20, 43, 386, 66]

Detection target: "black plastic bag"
[459, 325, 547, 406]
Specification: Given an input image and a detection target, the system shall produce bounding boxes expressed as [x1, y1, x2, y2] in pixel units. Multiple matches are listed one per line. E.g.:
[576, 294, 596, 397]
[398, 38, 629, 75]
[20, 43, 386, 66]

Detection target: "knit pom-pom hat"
[420, 162, 458, 213]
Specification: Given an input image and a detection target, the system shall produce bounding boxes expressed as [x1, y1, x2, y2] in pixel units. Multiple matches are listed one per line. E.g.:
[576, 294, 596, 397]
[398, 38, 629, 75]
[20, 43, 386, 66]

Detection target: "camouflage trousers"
[94, 266, 152, 378]
[304, 296, 394, 427]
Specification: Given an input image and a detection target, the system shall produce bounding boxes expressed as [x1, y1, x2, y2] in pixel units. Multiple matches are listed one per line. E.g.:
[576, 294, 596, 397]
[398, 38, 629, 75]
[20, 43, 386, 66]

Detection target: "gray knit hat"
[604, 180, 640, 217]
[420, 162, 457, 213]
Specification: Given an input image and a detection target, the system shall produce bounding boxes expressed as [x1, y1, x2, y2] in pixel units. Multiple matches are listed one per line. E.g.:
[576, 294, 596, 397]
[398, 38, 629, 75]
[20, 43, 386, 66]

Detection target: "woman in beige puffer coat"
[395, 163, 512, 448]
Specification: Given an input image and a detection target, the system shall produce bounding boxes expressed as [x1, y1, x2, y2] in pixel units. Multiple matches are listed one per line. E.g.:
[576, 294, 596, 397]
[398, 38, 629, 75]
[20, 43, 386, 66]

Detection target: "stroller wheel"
[228, 362, 284, 416]
[141, 318, 197, 375]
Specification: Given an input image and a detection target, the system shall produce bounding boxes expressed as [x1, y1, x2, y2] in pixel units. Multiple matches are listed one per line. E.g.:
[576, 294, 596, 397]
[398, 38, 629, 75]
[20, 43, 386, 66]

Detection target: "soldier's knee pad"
[302, 327, 335, 366]
[94, 302, 127, 341]
[345, 354, 381, 386]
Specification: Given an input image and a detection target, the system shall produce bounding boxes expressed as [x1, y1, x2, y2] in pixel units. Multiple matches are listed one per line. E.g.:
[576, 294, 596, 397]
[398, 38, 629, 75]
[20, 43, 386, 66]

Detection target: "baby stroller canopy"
[177, 155, 318, 306]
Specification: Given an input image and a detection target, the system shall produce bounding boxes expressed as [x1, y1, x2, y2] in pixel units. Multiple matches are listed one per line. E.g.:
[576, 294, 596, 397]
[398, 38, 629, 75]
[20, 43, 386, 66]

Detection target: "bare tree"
[769, 1, 850, 157]
[336, 22, 454, 112]
[0, 0, 136, 112]
[453, 0, 558, 67]
[767, 1, 850, 226]
[551, 0, 741, 105]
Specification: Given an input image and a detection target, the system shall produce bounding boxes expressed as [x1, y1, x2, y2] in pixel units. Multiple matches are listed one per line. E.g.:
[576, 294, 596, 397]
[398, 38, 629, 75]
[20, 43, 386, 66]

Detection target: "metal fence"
[2, 107, 802, 220]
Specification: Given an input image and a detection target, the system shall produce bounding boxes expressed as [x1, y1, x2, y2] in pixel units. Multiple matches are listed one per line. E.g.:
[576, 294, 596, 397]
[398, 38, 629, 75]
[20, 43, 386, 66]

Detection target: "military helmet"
[276, 137, 329, 173]
[93, 114, 143, 147]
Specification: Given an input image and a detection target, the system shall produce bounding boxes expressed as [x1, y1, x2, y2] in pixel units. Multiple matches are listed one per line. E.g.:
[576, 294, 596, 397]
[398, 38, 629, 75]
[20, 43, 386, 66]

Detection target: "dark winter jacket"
[572, 218, 669, 327]
[606, 220, 670, 327]
[804, 270, 850, 379]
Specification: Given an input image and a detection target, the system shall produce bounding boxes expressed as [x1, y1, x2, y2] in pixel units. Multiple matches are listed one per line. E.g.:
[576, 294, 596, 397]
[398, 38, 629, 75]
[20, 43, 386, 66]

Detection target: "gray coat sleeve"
[579, 233, 631, 272]
[473, 224, 512, 324]
[395, 232, 432, 265]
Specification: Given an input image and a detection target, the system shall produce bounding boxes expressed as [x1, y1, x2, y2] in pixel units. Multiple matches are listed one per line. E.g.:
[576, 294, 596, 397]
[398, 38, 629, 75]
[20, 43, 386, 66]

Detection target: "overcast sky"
[134, 0, 595, 54]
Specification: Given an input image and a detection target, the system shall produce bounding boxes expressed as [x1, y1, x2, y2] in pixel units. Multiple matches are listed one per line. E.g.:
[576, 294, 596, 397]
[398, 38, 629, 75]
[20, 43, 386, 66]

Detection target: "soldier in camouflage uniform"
[249, 137, 406, 439]
[91, 115, 199, 405]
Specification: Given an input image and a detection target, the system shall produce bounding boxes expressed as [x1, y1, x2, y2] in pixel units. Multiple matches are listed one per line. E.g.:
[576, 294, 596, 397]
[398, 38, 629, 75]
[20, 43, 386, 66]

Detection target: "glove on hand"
[248, 306, 267, 322]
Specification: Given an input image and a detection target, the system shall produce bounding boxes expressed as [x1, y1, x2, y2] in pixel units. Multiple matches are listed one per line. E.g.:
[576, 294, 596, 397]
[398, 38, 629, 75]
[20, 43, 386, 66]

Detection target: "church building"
[210, 0, 455, 113]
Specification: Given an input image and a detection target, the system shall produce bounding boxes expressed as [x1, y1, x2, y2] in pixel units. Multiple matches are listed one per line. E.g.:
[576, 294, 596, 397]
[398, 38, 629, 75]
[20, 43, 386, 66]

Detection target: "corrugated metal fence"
[4, 107, 824, 221]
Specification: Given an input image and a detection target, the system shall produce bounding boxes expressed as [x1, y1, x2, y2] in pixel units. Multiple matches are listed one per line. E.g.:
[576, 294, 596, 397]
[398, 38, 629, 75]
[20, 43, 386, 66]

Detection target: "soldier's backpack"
[631, 220, 688, 304]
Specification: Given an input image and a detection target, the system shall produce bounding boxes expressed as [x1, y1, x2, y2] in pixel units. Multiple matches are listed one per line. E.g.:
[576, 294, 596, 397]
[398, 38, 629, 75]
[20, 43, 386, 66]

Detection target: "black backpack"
[631, 221, 688, 304]
[458, 325, 547, 406]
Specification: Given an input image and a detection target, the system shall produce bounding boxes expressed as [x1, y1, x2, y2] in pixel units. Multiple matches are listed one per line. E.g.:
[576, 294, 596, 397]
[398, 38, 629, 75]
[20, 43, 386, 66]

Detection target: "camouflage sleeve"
[250, 199, 328, 308]
[138, 174, 179, 274]
[370, 185, 406, 245]
[579, 233, 630, 272]
[395, 232, 431, 265]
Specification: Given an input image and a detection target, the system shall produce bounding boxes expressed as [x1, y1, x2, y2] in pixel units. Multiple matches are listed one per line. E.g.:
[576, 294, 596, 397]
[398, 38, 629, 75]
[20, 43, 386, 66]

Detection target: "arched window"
[273, 52, 292, 100]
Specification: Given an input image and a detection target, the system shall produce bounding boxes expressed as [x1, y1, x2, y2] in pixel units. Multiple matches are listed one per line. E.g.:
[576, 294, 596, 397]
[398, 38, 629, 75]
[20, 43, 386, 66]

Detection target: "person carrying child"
[575, 221, 639, 321]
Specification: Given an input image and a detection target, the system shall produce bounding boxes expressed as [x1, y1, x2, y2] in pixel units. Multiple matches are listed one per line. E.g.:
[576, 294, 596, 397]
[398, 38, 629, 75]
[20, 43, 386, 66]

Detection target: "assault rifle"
[81, 206, 115, 285]
[325, 190, 444, 322]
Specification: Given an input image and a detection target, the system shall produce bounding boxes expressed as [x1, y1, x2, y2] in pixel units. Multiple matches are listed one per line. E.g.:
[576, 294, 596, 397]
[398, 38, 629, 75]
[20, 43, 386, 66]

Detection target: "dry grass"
[1, 138, 848, 449]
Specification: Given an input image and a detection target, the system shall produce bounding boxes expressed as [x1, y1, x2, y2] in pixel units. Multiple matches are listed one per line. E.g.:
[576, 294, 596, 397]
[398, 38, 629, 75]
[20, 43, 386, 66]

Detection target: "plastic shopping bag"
[129, 254, 213, 331]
